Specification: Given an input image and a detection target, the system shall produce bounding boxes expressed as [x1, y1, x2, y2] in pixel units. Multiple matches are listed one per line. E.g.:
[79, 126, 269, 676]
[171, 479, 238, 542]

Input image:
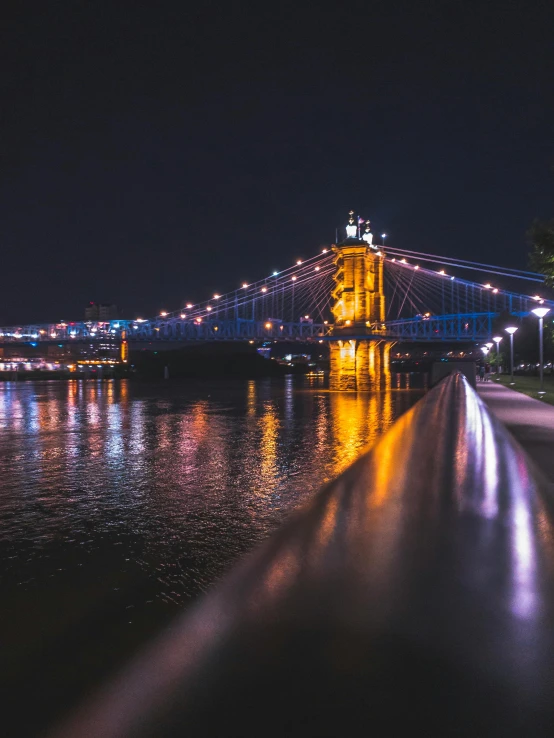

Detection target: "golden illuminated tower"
[331, 212, 385, 332]
[329, 212, 392, 390]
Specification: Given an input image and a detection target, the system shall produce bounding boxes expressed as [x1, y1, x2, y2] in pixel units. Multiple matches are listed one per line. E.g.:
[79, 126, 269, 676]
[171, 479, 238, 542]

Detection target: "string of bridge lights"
[143, 247, 336, 324]
[387, 254, 548, 305]
[131, 238, 550, 326]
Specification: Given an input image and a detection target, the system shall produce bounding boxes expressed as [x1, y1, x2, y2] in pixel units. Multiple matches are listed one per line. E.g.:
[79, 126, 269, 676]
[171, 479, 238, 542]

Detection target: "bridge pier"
[329, 339, 392, 391]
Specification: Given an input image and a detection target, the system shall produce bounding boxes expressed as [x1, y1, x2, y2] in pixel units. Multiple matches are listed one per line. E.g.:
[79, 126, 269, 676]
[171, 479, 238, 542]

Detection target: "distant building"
[85, 302, 119, 320]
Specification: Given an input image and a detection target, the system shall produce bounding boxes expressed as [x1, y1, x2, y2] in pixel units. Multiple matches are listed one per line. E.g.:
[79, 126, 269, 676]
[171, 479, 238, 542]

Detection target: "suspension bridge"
[0, 216, 550, 351]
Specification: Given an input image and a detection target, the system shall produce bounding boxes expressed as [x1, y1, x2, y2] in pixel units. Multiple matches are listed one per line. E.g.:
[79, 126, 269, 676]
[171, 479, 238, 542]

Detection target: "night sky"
[2, 1, 553, 324]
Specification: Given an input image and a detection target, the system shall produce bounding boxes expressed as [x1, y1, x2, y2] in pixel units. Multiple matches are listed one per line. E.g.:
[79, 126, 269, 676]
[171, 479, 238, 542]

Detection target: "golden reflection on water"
[259, 402, 279, 488]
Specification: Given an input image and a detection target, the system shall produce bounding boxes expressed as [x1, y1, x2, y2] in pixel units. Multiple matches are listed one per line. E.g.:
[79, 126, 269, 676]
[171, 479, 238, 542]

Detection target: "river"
[0, 376, 423, 734]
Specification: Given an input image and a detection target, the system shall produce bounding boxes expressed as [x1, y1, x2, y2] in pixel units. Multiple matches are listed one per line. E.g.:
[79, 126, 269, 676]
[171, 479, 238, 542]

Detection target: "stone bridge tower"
[329, 212, 392, 390]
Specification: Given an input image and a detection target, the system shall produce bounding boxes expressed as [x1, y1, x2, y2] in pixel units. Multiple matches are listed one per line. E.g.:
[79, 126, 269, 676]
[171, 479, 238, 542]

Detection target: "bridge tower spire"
[329, 212, 391, 390]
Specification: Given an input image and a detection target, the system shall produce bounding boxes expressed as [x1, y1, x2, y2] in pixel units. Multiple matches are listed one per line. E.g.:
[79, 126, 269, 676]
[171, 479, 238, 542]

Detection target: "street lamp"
[531, 307, 550, 394]
[492, 335, 502, 374]
[504, 326, 518, 384]
[381, 233, 387, 248]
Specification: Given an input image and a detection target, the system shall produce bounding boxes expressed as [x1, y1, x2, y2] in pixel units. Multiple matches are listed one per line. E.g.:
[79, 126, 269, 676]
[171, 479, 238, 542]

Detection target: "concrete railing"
[54, 373, 554, 737]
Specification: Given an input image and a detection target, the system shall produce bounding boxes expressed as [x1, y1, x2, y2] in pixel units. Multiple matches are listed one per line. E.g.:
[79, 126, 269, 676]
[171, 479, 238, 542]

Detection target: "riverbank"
[492, 374, 554, 406]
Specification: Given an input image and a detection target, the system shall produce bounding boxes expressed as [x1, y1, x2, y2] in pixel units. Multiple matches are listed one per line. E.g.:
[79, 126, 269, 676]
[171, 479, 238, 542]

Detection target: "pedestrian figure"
[485, 363, 491, 381]
[479, 364, 485, 382]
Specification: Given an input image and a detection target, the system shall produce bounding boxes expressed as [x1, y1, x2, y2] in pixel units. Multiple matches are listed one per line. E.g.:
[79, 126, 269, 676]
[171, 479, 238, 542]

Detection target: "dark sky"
[2, 0, 553, 324]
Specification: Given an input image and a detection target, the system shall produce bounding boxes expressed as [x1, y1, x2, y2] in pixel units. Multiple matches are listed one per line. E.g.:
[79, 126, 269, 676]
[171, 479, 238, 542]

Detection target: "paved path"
[477, 381, 554, 486]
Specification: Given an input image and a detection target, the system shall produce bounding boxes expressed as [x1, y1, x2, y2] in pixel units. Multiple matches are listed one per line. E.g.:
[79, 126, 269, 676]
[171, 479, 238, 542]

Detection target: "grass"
[492, 373, 554, 406]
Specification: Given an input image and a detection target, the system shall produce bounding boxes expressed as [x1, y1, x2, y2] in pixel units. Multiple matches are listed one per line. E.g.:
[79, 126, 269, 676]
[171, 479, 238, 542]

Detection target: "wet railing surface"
[54, 373, 554, 737]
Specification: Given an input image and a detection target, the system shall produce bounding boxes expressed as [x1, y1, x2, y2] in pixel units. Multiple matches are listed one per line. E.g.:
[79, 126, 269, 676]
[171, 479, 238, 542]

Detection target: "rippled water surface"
[0, 376, 422, 733]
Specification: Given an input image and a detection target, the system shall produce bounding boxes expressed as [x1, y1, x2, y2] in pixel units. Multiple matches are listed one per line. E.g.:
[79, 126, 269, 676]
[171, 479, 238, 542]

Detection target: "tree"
[487, 350, 503, 368]
[528, 219, 554, 287]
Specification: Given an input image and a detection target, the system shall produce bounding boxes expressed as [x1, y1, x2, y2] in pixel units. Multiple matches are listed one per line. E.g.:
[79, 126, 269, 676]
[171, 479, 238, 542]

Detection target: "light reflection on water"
[0, 376, 423, 728]
[0, 377, 423, 596]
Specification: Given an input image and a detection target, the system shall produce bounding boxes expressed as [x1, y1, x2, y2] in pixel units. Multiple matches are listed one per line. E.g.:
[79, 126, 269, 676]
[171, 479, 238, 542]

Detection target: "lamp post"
[531, 307, 550, 394]
[381, 233, 386, 248]
[504, 326, 518, 385]
[492, 335, 502, 374]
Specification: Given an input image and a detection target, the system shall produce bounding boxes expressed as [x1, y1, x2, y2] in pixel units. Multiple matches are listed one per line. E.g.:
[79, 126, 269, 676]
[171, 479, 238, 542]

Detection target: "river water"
[0, 376, 423, 734]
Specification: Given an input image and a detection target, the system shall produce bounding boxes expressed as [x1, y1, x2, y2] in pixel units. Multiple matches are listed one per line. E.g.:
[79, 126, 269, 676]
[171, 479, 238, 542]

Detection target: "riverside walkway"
[478, 380, 554, 487]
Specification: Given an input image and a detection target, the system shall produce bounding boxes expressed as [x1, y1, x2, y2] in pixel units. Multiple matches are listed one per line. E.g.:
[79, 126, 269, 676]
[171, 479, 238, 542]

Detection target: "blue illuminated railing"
[384, 311, 525, 340]
[0, 318, 330, 344]
[53, 373, 554, 737]
[0, 312, 522, 345]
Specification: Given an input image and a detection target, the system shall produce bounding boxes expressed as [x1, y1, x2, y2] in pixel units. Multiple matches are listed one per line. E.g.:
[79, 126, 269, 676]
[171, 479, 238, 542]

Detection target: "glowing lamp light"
[180, 313, 186, 319]
[186, 303, 193, 309]
[533, 295, 541, 301]
[261, 287, 267, 293]
[485, 342, 493, 349]
[324, 320, 328, 325]
[304, 315, 309, 319]
[439, 270, 445, 275]
[291, 276, 297, 281]
[279, 326, 284, 330]
[401, 258, 407, 264]
[451, 276, 455, 281]
[381, 233, 386, 238]
[206, 306, 212, 311]
[265, 322, 272, 329]
[242, 283, 248, 289]
[322, 248, 328, 253]
[484, 283, 492, 289]
[160, 311, 168, 317]
[315, 266, 320, 271]
[273, 271, 278, 276]
[505, 326, 518, 335]
[297, 260, 302, 265]
[492, 288, 498, 293]
[345, 320, 352, 326]
[214, 294, 221, 300]
[532, 307, 550, 319]
[493, 336, 503, 343]
[376, 251, 382, 256]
